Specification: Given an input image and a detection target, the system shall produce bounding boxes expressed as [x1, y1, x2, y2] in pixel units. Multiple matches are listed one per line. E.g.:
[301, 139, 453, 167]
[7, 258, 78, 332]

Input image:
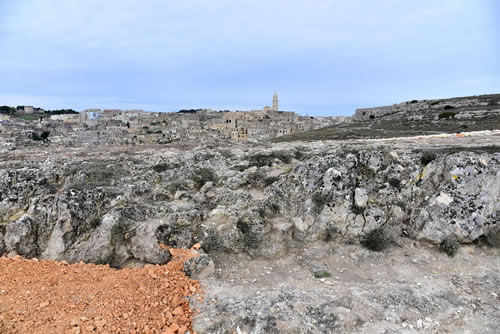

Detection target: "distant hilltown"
[0, 93, 347, 148]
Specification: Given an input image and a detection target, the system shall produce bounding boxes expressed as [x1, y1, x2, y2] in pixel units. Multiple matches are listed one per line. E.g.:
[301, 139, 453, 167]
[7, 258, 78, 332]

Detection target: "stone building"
[272, 92, 279, 111]
[231, 127, 248, 141]
[0, 93, 337, 147]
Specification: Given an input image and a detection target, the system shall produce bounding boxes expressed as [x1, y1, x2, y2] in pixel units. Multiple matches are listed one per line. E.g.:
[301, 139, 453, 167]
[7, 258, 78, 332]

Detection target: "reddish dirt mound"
[0, 247, 201, 334]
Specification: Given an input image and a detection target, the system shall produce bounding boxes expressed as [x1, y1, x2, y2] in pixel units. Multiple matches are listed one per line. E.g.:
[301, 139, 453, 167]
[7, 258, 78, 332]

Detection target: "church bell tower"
[272, 91, 279, 111]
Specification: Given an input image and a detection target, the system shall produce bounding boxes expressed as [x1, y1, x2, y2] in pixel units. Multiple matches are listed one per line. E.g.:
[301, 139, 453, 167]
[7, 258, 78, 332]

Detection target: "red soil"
[0, 246, 201, 334]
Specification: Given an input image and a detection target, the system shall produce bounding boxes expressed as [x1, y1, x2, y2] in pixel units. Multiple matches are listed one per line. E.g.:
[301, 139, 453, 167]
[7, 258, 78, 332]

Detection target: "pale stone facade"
[0, 93, 344, 148]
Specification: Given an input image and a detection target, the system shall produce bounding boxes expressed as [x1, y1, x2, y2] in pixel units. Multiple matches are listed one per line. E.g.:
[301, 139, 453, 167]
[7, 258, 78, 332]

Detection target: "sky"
[0, 0, 498, 116]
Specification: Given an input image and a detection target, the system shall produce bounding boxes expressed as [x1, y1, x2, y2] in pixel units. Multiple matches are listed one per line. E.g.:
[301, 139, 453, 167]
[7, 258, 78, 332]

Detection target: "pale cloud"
[0, 0, 498, 115]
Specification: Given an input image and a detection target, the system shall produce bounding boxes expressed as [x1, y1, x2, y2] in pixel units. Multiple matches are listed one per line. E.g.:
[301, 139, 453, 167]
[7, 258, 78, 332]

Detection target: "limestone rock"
[354, 188, 369, 209]
[183, 250, 214, 280]
[4, 215, 38, 257]
[0, 142, 498, 267]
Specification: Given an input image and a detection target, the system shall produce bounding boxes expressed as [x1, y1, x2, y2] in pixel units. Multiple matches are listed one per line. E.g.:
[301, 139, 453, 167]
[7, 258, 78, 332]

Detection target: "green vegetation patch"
[192, 167, 218, 188]
[248, 150, 294, 167]
[362, 227, 393, 252]
[152, 163, 170, 173]
[65, 160, 126, 190]
[438, 111, 457, 119]
[313, 270, 332, 278]
[15, 114, 43, 121]
[440, 236, 460, 256]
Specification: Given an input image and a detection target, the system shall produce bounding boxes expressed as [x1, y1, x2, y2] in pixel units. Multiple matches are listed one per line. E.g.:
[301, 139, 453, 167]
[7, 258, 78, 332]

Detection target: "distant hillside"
[272, 93, 500, 142]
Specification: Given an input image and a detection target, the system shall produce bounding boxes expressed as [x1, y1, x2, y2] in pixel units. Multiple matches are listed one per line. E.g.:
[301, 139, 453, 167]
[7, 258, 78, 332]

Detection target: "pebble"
[172, 307, 184, 316]
[94, 319, 106, 328]
[39, 301, 50, 308]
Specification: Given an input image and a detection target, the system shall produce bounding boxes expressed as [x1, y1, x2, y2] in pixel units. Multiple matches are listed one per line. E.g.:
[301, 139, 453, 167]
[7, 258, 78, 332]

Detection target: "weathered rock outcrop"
[1, 138, 499, 333]
[0, 139, 498, 268]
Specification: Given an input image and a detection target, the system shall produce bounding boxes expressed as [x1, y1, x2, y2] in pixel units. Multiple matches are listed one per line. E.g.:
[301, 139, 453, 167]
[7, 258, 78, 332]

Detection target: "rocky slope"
[273, 94, 500, 142]
[1, 134, 499, 332]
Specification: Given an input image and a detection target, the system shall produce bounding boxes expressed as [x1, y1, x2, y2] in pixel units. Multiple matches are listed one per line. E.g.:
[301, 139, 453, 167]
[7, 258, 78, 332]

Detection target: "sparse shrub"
[192, 168, 217, 188]
[362, 227, 393, 252]
[257, 201, 281, 218]
[237, 219, 261, 249]
[388, 177, 401, 190]
[166, 180, 188, 193]
[200, 228, 222, 252]
[369, 115, 375, 119]
[32, 133, 42, 141]
[152, 163, 170, 172]
[324, 224, 341, 241]
[293, 148, 308, 160]
[40, 131, 50, 142]
[307, 305, 338, 328]
[312, 192, 329, 213]
[219, 149, 233, 159]
[263, 176, 279, 186]
[246, 171, 265, 186]
[248, 150, 293, 167]
[110, 220, 135, 244]
[474, 227, 500, 247]
[313, 270, 331, 278]
[440, 236, 460, 256]
[410, 100, 418, 104]
[443, 105, 455, 110]
[89, 214, 101, 228]
[66, 161, 123, 190]
[438, 111, 457, 119]
[155, 224, 192, 248]
[269, 202, 280, 213]
[247, 173, 279, 188]
[420, 151, 436, 165]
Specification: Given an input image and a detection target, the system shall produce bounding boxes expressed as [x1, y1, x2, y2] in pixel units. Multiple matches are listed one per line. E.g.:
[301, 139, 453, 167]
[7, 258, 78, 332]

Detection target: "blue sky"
[0, 0, 498, 116]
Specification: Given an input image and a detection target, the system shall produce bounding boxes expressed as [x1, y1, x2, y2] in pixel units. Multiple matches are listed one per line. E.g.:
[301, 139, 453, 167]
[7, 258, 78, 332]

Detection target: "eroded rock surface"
[1, 138, 498, 265]
[0, 135, 499, 332]
[192, 241, 499, 334]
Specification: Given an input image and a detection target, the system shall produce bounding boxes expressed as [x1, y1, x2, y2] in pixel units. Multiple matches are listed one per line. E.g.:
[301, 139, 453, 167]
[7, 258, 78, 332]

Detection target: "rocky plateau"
[0, 132, 499, 333]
